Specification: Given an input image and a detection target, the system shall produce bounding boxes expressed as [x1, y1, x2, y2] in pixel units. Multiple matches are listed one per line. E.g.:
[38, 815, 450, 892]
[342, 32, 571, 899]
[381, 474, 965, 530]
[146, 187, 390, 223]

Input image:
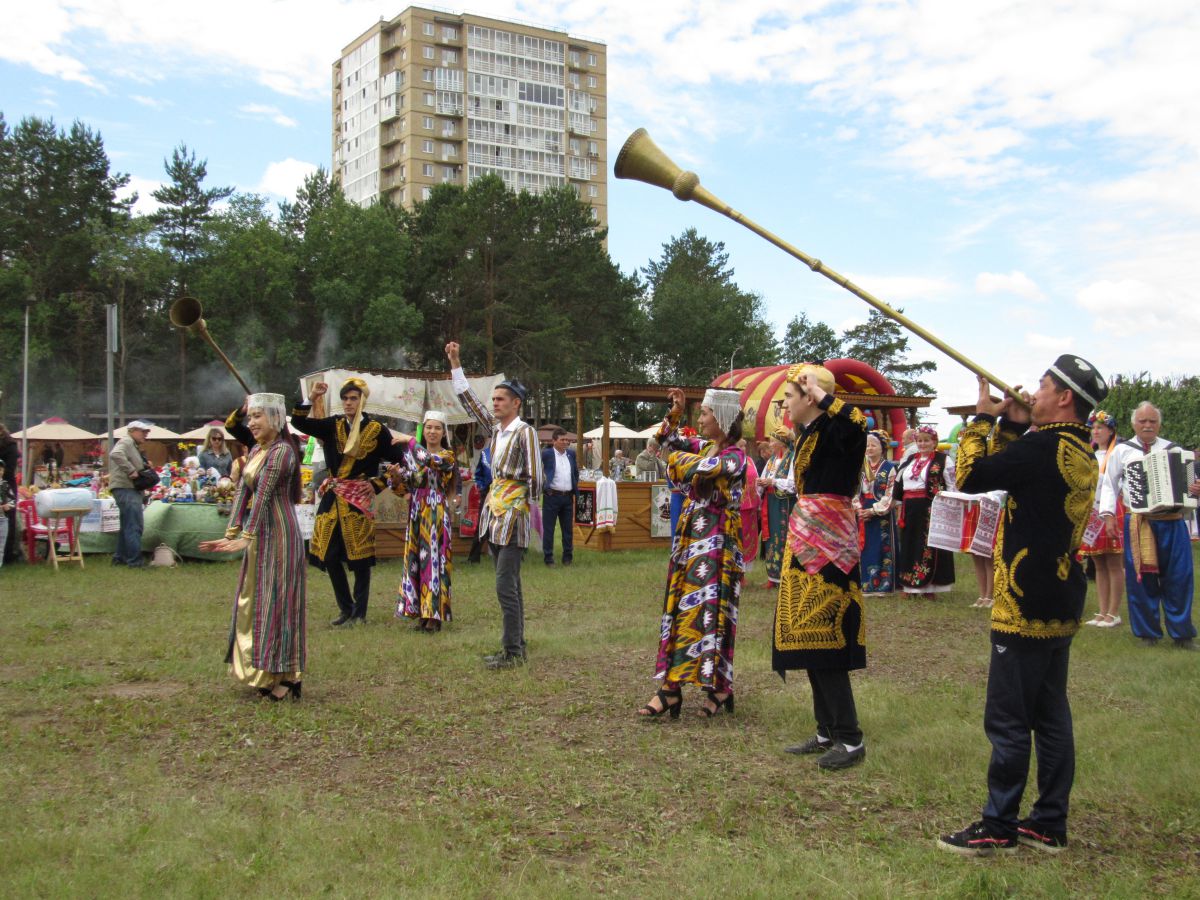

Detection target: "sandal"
[638, 687, 682, 719]
[699, 691, 735, 718]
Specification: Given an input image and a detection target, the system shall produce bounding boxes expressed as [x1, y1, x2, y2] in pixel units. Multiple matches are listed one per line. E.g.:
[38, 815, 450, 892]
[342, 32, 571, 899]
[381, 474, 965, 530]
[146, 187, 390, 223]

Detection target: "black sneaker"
[785, 735, 832, 755]
[330, 613, 352, 627]
[816, 742, 865, 770]
[937, 821, 1018, 857]
[1017, 820, 1068, 853]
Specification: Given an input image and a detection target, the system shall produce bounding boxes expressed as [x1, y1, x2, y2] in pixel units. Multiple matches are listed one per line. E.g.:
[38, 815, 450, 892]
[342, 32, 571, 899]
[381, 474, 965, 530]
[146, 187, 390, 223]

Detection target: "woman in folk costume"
[1080, 410, 1125, 628]
[758, 429, 797, 588]
[201, 394, 307, 701]
[739, 439, 761, 573]
[854, 430, 898, 594]
[773, 365, 869, 769]
[894, 424, 956, 597]
[637, 386, 747, 720]
[391, 410, 460, 632]
[285, 377, 401, 626]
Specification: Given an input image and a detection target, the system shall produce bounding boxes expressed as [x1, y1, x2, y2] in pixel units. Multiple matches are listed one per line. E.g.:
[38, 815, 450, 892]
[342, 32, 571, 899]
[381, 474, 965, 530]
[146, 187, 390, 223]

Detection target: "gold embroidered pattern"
[310, 509, 337, 560]
[1057, 433, 1097, 551]
[774, 544, 862, 651]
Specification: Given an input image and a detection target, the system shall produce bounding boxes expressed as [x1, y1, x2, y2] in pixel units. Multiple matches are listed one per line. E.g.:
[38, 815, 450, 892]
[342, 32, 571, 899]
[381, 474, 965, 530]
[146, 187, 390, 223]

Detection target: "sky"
[4, 0, 1200, 434]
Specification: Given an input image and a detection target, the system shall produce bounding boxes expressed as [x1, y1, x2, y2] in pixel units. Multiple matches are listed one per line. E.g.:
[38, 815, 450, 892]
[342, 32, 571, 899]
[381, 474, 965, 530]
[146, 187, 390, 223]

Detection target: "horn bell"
[169, 295, 205, 333]
[613, 128, 713, 207]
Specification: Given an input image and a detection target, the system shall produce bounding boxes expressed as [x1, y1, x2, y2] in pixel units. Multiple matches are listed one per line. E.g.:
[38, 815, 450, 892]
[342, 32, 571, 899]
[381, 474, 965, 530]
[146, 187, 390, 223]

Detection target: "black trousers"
[982, 640, 1074, 836]
[542, 493, 574, 563]
[807, 668, 863, 745]
[327, 560, 371, 620]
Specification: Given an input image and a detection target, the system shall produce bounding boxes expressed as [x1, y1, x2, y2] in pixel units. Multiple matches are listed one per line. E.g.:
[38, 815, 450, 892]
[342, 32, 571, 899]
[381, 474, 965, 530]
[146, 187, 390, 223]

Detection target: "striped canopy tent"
[711, 359, 931, 457]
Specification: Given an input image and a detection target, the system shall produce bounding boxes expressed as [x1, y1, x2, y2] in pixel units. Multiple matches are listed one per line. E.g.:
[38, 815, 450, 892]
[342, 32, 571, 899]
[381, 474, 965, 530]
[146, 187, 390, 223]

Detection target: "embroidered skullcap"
[1087, 409, 1117, 431]
[126, 420, 153, 432]
[785, 362, 836, 395]
[340, 377, 369, 399]
[497, 378, 528, 404]
[916, 424, 938, 440]
[423, 409, 448, 425]
[1047, 354, 1107, 409]
[247, 393, 287, 433]
[702, 388, 743, 433]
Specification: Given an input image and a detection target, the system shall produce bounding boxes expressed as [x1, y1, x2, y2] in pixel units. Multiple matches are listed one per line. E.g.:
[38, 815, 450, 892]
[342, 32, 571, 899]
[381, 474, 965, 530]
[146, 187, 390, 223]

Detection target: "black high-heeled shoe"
[699, 691, 734, 717]
[637, 687, 682, 719]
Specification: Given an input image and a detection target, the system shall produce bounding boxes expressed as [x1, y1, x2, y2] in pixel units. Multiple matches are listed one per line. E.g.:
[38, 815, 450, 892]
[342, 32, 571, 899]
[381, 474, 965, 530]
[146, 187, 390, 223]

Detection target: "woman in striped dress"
[392, 410, 459, 632]
[637, 386, 746, 720]
[201, 393, 307, 701]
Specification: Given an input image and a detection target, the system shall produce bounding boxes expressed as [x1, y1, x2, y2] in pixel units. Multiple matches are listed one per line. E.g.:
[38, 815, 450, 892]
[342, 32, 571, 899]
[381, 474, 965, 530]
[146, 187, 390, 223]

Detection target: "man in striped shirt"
[446, 342, 543, 669]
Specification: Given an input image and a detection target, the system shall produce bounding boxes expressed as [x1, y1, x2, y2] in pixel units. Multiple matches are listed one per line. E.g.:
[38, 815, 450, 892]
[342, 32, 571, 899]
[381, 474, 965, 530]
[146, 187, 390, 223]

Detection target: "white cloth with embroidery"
[595, 477, 619, 531]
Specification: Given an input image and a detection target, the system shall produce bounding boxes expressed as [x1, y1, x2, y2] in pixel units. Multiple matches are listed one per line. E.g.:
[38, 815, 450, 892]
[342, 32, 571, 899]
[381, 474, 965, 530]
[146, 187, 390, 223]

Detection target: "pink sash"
[319, 477, 376, 518]
[786, 494, 859, 575]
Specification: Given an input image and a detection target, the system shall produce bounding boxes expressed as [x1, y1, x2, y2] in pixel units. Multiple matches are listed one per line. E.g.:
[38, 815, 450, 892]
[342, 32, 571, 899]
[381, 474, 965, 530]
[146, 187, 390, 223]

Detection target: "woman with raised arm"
[637, 386, 747, 720]
[392, 410, 461, 632]
[201, 393, 307, 701]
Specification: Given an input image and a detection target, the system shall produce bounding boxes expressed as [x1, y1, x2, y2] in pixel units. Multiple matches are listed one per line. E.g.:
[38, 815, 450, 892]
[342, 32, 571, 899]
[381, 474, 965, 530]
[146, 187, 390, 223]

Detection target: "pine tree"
[841, 309, 937, 399]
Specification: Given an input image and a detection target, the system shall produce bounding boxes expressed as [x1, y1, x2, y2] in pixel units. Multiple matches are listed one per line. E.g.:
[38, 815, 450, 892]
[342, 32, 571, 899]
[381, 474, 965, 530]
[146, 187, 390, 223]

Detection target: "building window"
[423, 92, 435, 106]
[442, 26, 458, 41]
[443, 143, 457, 157]
[422, 139, 434, 152]
[442, 49, 458, 63]
[588, 140, 598, 156]
[588, 53, 597, 66]
[423, 22, 435, 36]
[423, 68, 433, 82]
[587, 75, 597, 88]
[570, 138, 580, 155]
[588, 184, 598, 197]
[423, 116, 434, 129]
[423, 163, 434, 176]
[590, 206, 598, 220]
[423, 46, 435, 59]
[422, 186, 433, 200]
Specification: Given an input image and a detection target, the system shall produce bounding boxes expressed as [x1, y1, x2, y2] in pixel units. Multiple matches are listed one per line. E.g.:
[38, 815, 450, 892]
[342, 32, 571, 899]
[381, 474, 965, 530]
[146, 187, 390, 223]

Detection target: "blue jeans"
[111, 488, 145, 566]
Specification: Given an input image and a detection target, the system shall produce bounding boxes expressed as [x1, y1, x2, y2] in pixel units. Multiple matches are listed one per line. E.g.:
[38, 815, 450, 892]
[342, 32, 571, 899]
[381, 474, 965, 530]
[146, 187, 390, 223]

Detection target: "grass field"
[1, 545, 1198, 898]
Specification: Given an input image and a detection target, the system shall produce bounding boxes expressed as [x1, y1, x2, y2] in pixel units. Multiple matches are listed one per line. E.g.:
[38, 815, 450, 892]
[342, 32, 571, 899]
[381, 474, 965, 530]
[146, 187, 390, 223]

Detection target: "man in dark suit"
[540, 427, 578, 566]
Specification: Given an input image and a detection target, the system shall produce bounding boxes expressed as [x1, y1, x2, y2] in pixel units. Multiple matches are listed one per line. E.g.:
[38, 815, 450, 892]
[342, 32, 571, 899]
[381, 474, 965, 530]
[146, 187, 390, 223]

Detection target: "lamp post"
[106, 303, 117, 456]
[21, 295, 32, 487]
[727, 345, 743, 388]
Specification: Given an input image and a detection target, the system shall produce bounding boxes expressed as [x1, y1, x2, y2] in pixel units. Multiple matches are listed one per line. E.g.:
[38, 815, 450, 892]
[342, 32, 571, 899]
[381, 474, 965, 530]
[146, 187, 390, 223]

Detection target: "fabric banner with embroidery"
[786, 493, 859, 575]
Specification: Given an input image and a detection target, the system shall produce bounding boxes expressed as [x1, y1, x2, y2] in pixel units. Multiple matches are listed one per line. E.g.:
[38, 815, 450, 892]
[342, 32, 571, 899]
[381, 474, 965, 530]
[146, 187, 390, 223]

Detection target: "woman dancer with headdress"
[1080, 410, 1125, 629]
[854, 430, 898, 594]
[392, 410, 460, 632]
[895, 424, 956, 598]
[758, 429, 797, 588]
[201, 393, 307, 701]
[637, 386, 746, 719]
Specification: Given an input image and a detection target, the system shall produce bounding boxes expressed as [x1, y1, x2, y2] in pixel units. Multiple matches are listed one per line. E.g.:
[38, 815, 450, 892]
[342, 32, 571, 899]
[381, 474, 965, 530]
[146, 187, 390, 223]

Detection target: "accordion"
[1126, 447, 1197, 515]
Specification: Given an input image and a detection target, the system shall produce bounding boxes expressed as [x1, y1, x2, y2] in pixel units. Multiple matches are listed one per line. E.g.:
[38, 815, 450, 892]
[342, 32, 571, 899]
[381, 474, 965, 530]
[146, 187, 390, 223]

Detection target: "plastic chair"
[16, 498, 81, 569]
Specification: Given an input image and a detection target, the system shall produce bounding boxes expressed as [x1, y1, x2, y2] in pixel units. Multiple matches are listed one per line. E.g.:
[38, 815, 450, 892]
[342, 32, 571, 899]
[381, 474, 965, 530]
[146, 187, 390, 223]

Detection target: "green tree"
[841, 309, 937, 400]
[642, 229, 777, 384]
[1100, 373, 1200, 449]
[780, 312, 843, 364]
[0, 113, 131, 416]
[150, 144, 233, 289]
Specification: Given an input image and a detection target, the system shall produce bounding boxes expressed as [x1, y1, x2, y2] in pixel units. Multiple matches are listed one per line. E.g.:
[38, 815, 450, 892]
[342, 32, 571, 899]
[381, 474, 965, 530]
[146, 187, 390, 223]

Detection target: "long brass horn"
[615, 128, 1027, 408]
[169, 296, 252, 394]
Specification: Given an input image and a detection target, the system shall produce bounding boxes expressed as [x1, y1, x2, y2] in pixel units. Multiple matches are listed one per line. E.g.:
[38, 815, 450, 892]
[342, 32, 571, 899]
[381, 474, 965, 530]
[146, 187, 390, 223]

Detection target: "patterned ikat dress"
[394, 443, 458, 626]
[653, 424, 747, 693]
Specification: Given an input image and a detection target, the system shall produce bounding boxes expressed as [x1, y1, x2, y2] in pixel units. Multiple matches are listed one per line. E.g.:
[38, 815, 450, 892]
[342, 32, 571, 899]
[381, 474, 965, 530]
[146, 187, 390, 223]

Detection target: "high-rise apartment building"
[333, 7, 607, 229]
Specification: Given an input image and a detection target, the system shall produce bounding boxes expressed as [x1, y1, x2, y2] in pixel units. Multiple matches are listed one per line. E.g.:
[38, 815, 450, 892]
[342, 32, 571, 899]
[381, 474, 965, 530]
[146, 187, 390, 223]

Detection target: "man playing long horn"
[284, 377, 402, 626]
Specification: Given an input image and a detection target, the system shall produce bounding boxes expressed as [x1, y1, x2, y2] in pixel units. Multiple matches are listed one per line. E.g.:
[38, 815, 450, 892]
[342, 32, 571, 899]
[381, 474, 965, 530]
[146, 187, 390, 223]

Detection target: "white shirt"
[1099, 435, 1174, 516]
[549, 448, 573, 492]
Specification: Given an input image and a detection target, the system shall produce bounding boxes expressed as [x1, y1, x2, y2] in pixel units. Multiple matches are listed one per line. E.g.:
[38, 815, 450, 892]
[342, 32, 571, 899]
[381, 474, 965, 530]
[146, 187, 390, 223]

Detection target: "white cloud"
[256, 158, 318, 199]
[238, 103, 298, 129]
[975, 271, 1045, 302]
[120, 175, 164, 216]
[130, 94, 168, 109]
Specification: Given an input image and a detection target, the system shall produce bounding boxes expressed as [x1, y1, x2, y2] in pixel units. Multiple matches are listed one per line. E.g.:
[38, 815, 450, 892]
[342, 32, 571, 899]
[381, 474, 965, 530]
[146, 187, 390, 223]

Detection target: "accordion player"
[1125, 447, 1197, 515]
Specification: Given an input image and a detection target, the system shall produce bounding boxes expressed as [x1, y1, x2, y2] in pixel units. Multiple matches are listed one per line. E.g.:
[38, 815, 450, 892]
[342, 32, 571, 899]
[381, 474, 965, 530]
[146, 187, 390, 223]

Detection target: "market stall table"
[77, 501, 241, 561]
